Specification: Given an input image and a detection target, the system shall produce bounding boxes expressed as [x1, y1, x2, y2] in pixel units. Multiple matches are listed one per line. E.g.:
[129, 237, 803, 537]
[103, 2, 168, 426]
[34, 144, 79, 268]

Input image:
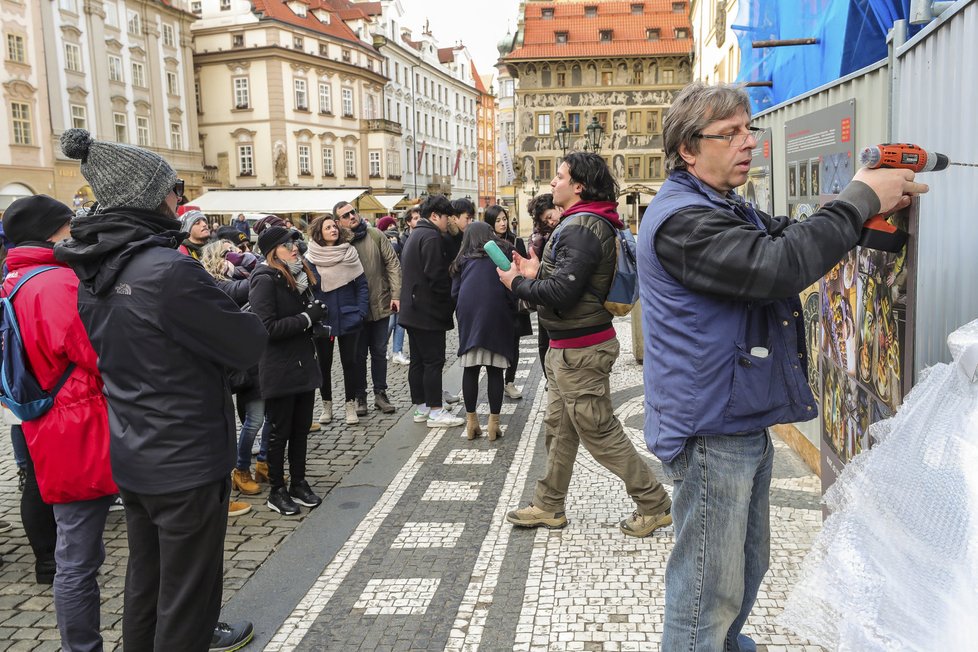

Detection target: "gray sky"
[401, 0, 522, 82]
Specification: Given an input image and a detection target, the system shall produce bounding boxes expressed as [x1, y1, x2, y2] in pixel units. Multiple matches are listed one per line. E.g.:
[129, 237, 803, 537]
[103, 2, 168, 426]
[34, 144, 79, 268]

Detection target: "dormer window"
[672, 1, 686, 11]
[542, 8, 554, 19]
[312, 9, 330, 24]
[287, 0, 307, 17]
[584, 5, 597, 17]
[631, 3, 644, 14]
[646, 28, 660, 41]
[555, 31, 568, 44]
[599, 29, 613, 42]
[675, 28, 689, 39]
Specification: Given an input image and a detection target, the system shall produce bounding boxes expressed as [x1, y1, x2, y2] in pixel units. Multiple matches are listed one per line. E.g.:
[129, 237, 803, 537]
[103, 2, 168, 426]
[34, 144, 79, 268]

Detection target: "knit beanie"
[216, 226, 249, 247]
[253, 214, 286, 235]
[257, 226, 293, 255]
[180, 210, 207, 234]
[376, 216, 397, 232]
[60, 128, 177, 211]
[1, 195, 73, 245]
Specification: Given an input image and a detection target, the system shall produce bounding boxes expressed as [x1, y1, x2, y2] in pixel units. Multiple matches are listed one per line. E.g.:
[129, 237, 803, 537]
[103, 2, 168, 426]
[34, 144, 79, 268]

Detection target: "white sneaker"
[426, 410, 465, 428]
[319, 400, 333, 424]
[345, 400, 359, 425]
[412, 405, 431, 422]
[393, 352, 410, 365]
[504, 382, 523, 399]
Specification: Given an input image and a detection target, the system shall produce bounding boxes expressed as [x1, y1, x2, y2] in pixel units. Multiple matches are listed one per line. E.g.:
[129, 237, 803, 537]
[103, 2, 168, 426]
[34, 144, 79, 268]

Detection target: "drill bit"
[950, 162, 978, 168]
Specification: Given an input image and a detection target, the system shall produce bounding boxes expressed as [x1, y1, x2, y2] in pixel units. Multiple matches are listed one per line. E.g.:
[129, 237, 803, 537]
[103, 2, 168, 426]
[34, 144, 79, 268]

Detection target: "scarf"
[351, 219, 369, 243]
[305, 241, 364, 293]
[286, 259, 309, 294]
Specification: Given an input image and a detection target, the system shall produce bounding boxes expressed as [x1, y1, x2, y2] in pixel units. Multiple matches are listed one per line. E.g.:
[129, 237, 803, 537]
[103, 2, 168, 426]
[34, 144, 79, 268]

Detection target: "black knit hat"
[216, 226, 249, 247]
[2, 195, 73, 245]
[257, 226, 293, 255]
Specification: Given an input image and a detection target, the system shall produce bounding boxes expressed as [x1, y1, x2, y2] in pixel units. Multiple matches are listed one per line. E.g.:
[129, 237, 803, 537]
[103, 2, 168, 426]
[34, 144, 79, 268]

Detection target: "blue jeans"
[660, 430, 773, 652]
[388, 314, 405, 354]
[10, 422, 28, 469]
[53, 495, 114, 652]
[355, 317, 389, 398]
[236, 398, 265, 471]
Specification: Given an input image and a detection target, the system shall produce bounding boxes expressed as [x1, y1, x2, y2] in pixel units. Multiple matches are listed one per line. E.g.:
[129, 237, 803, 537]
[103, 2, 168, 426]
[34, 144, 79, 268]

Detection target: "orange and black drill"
[856, 143, 949, 252]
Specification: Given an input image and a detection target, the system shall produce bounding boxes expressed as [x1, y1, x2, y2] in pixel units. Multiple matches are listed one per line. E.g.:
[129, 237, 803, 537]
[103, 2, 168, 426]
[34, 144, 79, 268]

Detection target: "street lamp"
[585, 116, 604, 154]
[555, 120, 571, 156]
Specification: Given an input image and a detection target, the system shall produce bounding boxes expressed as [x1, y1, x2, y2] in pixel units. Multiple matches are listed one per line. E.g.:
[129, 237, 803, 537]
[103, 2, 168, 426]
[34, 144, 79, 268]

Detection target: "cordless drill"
[856, 144, 949, 252]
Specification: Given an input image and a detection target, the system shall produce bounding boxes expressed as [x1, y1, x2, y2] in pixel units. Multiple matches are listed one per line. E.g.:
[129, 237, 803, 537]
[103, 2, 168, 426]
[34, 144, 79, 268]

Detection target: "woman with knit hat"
[305, 215, 369, 425]
[54, 128, 261, 651]
[248, 226, 325, 516]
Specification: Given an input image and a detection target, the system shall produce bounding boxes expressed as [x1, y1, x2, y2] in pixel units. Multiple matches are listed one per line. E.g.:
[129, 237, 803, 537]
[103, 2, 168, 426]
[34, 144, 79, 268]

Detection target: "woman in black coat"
[484, 204, 532, 400]
[248, 227, 325, 516]
[451, 222, 518, 441]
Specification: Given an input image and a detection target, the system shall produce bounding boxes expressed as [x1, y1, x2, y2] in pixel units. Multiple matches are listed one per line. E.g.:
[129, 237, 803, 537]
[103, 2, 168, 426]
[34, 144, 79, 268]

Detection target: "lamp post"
[555, 120, 571, 156]
[585, 116, 604, 154]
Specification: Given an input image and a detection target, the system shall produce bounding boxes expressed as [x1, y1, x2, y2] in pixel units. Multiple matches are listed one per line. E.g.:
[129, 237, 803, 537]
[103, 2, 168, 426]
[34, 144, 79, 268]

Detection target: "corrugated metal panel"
[752, 62, 890, 218]
[894, 0, 978, 375]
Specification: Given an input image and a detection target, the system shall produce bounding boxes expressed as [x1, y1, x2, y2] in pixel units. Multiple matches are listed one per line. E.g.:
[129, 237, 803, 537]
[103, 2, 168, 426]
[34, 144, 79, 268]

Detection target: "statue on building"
[273, 141, 288, 185]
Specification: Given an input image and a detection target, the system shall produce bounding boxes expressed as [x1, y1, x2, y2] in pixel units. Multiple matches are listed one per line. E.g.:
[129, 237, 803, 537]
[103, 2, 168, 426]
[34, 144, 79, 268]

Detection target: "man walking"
[55, 128, 266, 652]
[2, 195, 118, 651]
[397, 195, 465, 428]
[334, 201, 401, 416]
[639, 82, 927, 650]
[498, 152, 671, 535]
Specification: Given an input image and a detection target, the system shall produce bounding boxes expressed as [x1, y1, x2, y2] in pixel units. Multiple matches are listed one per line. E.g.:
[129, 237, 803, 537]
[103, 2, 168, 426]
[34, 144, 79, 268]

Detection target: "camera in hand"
[312, 321, 332, 338]
[305, 299, 331, 338]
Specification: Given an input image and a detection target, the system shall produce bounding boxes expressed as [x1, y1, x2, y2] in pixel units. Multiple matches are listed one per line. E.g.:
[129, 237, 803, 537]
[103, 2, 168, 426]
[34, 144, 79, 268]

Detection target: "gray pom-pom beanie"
[60, 128, 178, 211]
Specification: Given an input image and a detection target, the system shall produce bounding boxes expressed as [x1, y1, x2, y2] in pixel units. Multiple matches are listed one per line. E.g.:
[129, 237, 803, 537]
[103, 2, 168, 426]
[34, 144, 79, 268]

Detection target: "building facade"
[494, 35, 519, 224]
[690, 0, 740, 85]
[367, 0, 478, 202]
[192, 0, 400, 200]
[501, 0, 694, 234]
[473, 65, 496, 213]
[0, 0, 202, 210]
[1, 0, 54, 210]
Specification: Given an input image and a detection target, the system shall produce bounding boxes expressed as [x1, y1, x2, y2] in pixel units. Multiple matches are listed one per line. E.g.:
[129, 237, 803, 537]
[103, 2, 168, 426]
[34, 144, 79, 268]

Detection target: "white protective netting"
[780, 319, 978, 651]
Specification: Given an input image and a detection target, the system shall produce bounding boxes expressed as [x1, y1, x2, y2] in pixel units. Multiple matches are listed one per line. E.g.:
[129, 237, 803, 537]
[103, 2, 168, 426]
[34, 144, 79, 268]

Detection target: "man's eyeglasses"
[692, 127, 764, 148]
[173, 178, 186, 205]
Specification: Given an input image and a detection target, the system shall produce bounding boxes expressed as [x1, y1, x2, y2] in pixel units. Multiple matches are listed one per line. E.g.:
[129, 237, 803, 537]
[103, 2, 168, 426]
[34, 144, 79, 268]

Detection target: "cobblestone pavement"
[0, 317, 826, 651]
[0, 329, 458, 651]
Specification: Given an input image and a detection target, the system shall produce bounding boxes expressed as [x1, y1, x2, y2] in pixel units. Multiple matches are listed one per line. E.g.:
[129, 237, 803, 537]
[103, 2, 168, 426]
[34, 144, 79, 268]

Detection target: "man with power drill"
[638, 83, 928, 652]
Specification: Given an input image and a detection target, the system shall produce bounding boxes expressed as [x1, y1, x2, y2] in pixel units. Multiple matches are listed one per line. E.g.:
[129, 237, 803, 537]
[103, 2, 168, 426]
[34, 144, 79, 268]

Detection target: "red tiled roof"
[327, 0, 382, 20]
[506, 0, 693, 60]
[471, 61, 488, 93]
[437, 47, 456, 64]
[250, 0, 364, 46]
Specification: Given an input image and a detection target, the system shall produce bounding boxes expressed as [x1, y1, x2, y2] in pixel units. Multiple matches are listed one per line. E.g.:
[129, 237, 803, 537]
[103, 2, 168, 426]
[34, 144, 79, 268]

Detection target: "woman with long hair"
[526, 193, 562, 374]
[305, 215, 369, 426]
[484, 205, 533, 400]
[450, 222, 518, 441]
[248, 227, 325, 515]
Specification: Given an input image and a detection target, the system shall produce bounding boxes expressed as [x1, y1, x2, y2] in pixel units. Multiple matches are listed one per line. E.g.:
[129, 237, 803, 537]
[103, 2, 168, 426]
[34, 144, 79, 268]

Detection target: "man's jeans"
[355, 317, 389, 399]
[236, 398, 265, 471]
[52, 495, 114, 652]
[388, 313, 405, 354]
[660, 430, 774, 652]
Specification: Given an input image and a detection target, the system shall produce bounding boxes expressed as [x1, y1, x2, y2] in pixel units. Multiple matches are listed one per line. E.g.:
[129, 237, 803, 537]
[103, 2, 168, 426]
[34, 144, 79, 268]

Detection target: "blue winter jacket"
[309, 267, 369, 337]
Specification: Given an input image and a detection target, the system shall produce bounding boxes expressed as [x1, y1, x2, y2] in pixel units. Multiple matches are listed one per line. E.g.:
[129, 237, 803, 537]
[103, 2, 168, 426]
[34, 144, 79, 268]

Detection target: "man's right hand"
[853, 166, 929, 216]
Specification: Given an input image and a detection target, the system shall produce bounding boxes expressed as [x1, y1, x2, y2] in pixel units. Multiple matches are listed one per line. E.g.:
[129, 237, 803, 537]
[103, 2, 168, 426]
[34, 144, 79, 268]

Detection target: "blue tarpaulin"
[734, 0, 921, 112]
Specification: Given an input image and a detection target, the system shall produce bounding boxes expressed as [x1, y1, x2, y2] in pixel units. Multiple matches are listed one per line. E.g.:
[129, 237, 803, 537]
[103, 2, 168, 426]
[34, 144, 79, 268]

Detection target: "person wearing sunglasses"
[54, 128, 264, 651]
[248, 226, 325, 517]
[638, 82, 929, 652]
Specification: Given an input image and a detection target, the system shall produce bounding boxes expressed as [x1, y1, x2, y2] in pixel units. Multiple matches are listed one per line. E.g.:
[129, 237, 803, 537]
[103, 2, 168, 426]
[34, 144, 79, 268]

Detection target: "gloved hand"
[303, 300, 327, 324]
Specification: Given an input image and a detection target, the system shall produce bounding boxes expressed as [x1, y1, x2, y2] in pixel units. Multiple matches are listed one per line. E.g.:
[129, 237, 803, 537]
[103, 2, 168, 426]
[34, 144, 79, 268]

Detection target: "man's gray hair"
[663, 83, 752, 174]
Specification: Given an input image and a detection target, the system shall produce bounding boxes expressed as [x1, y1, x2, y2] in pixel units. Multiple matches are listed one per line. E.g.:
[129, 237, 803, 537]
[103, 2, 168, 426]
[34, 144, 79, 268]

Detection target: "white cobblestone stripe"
[444, 378, 549, 652]
[390, 522, 467, 549]
[353, 577, 442, 616]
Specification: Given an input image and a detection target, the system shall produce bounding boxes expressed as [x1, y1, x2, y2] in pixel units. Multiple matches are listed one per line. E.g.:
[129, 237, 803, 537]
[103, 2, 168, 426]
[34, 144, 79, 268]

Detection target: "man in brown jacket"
[335, 202, 402, 416]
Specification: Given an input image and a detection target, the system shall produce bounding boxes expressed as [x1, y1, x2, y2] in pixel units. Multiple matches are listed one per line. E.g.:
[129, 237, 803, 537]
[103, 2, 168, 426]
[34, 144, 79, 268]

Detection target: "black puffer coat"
[398, 218, 454, 331]
[248, 264, 322, 400]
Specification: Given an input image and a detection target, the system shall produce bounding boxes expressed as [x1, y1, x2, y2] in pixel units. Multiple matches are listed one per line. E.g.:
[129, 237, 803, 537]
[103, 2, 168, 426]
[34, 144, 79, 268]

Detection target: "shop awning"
[372, 193, 409, 212]
[191, 188, 372, 214]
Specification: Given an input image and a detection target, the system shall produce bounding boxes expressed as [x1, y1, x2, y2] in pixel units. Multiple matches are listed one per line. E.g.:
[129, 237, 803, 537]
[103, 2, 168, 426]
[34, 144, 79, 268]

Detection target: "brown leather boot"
[231, 468, 261, 495]
[487, 414, 502, 441]
[253, 461, 270, 484]
[465, 412, 482, 440]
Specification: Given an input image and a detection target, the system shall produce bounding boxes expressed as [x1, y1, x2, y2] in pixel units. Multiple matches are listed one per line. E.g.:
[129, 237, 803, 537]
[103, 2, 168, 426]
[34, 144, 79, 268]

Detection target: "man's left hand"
[391, 299, 400, 312]
[497, 265, 521, 290]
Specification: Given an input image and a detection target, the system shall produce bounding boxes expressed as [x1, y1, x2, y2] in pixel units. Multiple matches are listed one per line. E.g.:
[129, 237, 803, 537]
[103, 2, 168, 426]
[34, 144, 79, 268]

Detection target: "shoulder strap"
[2, 266, 60, 301]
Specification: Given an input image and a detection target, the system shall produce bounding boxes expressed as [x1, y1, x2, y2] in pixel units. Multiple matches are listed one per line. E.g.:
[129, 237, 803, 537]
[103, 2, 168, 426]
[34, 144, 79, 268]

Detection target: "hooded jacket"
[511, 200, 620, 339]
[2, 246, 117, 504]
[350, 220, 401, 322]
[397, 218, 455, 331]
[55, 208, 267, 495]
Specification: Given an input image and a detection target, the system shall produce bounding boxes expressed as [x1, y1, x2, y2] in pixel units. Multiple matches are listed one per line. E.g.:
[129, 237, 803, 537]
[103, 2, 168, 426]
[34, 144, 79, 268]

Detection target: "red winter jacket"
[2, 247, 117, 503]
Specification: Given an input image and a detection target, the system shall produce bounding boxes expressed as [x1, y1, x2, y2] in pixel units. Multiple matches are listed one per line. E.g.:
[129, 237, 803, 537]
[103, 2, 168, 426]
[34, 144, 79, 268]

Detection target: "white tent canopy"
[191, 188, 372, 214]
[373, 193, 408, 212]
